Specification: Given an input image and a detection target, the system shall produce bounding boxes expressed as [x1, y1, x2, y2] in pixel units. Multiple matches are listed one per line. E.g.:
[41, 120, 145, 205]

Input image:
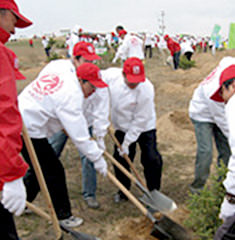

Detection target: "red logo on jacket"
[31, 74, 63, 96]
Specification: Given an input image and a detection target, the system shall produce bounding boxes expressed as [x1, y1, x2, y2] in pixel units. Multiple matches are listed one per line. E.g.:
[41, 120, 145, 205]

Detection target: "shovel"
[107, 129, 177, 213]
[26, 201, 101, 240]
[23, 124, 101, 240]
[108, 127, 146, 187]
[22, 124, 62, 240]
[104, 151, 176, 213]
[107, 170, 192, 240]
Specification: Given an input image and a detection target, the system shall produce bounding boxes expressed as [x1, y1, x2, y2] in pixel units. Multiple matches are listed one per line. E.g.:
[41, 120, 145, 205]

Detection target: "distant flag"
[211, 24, 221, 42]
[228, 23, 235, 49]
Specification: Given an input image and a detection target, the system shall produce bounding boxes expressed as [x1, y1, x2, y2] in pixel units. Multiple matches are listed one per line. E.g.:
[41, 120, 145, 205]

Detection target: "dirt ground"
[7, 39, 235, 240]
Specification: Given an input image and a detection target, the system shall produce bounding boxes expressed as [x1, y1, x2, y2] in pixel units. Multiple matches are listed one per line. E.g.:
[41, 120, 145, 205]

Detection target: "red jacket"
[0, 27, 28, 191]
[166, 38, 181, 56]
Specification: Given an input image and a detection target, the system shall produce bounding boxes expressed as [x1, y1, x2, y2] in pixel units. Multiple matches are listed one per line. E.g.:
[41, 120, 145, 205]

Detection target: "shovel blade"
[151, 222, 172, 239]
[70, 231, 101, 240]
[157, 215, 192, 240]
[139, 190, 177, 213]
[60, 224, 101, 240]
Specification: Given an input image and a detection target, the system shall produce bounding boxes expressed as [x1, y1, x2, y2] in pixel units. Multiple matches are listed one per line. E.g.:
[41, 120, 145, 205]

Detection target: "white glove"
[219, 198, 235, 221]
[118, 143, 129, 157]
[94, 156, 107, 177]
[1, 177, 27, 216]
[96, 137, 106, 151]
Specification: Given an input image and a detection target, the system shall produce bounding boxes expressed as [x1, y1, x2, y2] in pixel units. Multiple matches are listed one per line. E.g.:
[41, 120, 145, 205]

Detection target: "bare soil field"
[7, 39, 235, 240]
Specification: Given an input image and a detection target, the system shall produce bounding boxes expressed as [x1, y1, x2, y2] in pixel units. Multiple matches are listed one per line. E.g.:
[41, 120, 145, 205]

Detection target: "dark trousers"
[0, 203, 19, 240]
[144, 45, 153, 58]
[21, 138, 72, 220]
[173, 51, 181, 69]
[45, 47, 51, 57]
[184, 52, 193, 61]
[113, 129, 163, 196]
[214, 214, 235, 240]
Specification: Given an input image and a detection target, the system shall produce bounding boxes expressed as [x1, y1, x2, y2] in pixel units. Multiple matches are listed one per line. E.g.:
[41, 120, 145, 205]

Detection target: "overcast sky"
[15, 0, 234, 38]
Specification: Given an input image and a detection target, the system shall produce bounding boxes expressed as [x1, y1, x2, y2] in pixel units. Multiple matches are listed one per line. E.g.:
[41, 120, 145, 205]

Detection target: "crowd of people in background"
[63, 25, 229, 67]
[24, 22, 229, 67]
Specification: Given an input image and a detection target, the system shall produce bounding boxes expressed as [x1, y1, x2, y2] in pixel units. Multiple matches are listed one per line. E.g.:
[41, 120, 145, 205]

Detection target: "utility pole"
[158, 10, 166, 36]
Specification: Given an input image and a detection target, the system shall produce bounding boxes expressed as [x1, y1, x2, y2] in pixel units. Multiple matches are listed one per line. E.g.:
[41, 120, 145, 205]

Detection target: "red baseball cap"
[8, 49, 26, 80]
[0, 0, 32, 28]
[73, 41, 101, 61]
[164, 34, 169, 40]
[118, 30, 127, 37]
[210, 65, 235, 102]
[76, 63, 108, 88]
[123, 57, 145, 83]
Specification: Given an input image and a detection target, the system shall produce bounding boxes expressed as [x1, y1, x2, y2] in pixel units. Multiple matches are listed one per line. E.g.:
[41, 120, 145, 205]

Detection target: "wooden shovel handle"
[26, 201, 51, 221]
[104, 150, 137, 183]
[107, 170, 148, 217]
[108, 127, 147, 188]
[22, 124, 62, 240]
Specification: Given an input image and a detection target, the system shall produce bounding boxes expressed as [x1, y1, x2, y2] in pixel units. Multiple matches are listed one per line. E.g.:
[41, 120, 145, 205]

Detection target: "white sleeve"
[223, 96, 235, 195]
[114, 40, 129, 60]
[90, 88, 110, 138]
[208, 100, 229, 138]
[55, 94, 103, 163]
[123, 90, 155, 147]
[101, 68, 122, 85]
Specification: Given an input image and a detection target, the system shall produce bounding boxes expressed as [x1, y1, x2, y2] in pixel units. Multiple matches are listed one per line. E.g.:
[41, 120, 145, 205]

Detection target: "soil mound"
[157, 109, 196, 155]
[111, 216, 156, 240]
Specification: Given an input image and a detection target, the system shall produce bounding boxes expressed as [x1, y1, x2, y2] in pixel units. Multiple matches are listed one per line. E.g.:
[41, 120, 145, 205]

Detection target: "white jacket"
[41, 38, 49, 49]
[67, 33, 79, 57]
[114, 34, 144, 61]
[83, 87, 110, 138]
[101, 68, 156, 147]
[18, 59, 103, 163]
[180, 41, 194, 55]
[144, 33, 154, 46]
[189, 57, 235, 138]
[224, 94, 235, 195]
[158, 36, 167, 49]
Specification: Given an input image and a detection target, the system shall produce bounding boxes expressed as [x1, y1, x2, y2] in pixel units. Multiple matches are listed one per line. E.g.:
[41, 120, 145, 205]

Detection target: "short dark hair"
[75, 55, 82, 61]
[222, 78, 235, 89]
[116, 25, 124, 33]
[81, 79, 88, 84]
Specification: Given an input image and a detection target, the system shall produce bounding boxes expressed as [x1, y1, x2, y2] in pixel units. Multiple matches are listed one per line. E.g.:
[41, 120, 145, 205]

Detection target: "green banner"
[211, 24, 221, 41]
[228, 23, 235, 49]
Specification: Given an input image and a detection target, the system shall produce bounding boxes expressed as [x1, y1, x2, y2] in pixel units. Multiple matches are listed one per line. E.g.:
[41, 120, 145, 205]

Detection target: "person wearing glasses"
[18, 61, 108, 228]
[188, 57, 234, 194]
[210, 61, 235, 240]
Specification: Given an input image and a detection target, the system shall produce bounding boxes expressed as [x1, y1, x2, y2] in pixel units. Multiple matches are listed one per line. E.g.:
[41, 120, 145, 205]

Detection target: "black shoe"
[114, 192, 128, 203]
